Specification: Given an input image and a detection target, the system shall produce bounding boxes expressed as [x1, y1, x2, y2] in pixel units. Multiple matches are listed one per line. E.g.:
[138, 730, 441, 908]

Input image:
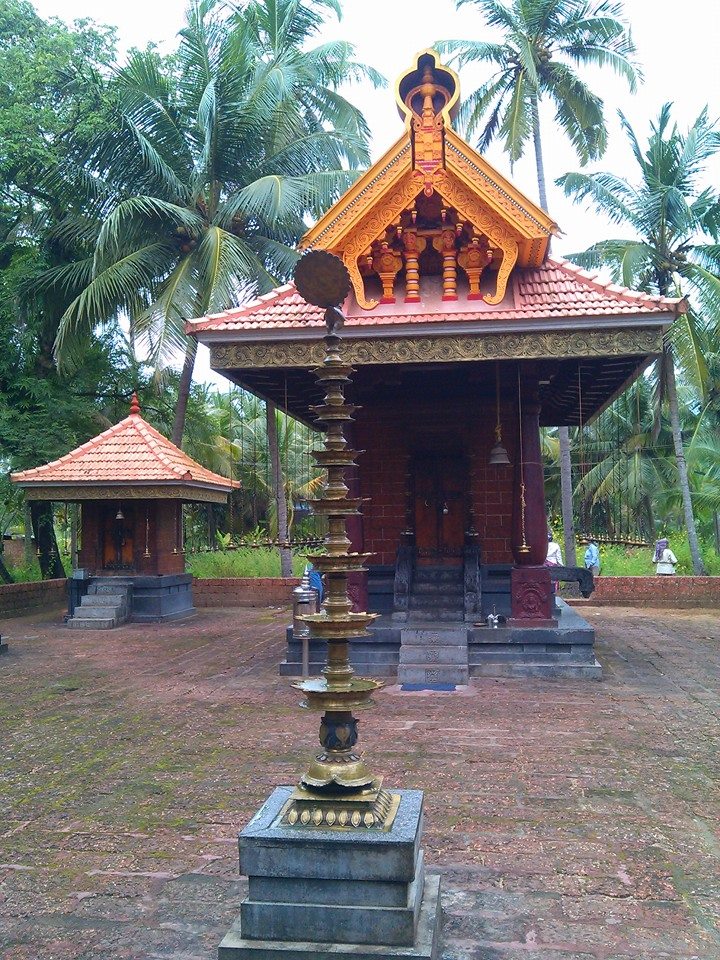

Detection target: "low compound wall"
[568, 576, 719, 609]
[192, 577, 300, 608]
[0, 578, 67, 618]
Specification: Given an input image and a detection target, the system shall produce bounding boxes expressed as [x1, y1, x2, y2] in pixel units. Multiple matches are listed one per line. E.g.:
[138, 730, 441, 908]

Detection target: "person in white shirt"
[546, 532, 563, 567]
[653, 538, 678, 575]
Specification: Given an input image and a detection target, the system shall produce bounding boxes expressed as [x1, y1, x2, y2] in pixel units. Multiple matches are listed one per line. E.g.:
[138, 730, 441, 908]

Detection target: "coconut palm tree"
[438, 0, 638, 565]
[52, 0, 382, 445]
[558, 105, 720, 573]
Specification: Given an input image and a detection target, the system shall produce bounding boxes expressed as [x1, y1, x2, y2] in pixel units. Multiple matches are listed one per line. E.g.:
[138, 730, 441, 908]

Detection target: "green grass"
[597, 539, 720, 576]
[5, 542, 718, 582]
[187, 547, 306, 579]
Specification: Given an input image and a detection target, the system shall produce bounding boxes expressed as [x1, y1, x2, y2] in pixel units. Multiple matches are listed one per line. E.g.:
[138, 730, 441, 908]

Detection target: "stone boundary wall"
[567, 576, 720, 609]
[192, 577, 300, 608]
[0, 579, 67, 618]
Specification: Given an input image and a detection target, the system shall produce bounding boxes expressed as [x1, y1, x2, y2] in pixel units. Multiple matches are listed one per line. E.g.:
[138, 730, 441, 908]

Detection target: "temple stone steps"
[67, 579, 132, 630]
[397, 625, 469, 686]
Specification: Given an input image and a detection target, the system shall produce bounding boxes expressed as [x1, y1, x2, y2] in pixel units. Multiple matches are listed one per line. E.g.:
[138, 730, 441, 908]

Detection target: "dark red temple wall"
[77, 500, 184, 575]
[353, 395, 517, 566]
[154, 501, 185, 575]
[78, 503, 101, 573]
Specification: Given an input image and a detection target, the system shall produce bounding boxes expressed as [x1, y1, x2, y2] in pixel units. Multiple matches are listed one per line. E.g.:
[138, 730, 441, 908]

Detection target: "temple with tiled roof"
[189, 50, 684, 680]
[12, 394, 236, 627]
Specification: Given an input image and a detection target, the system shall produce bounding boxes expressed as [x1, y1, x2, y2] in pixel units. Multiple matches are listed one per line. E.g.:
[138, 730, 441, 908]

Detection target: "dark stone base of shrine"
[280, 625, 402, 677]
[280, 601, 601, 680]
[128, 574, 196, 623]
[218, 787, 441, 960]
[468, 602, 602, 679]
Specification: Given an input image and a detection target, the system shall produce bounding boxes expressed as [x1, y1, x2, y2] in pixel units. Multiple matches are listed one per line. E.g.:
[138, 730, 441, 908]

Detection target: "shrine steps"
[66, 578, 132, 630]
[406, 565, 465, 623]
[397, 624, 469, 686]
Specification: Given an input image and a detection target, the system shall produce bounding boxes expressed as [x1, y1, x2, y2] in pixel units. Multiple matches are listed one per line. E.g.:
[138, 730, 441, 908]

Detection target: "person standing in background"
[653, 538, 678, 575]
[546, 532, 563, 567]
[584, 540, 601, 576]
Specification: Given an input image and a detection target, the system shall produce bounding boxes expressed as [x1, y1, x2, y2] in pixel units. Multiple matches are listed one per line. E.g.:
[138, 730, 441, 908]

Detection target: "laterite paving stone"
[0, 604, 718, 959]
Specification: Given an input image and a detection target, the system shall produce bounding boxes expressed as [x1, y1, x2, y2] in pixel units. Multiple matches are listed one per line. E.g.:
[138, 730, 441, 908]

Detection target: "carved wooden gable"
[301, 51, 557, 312]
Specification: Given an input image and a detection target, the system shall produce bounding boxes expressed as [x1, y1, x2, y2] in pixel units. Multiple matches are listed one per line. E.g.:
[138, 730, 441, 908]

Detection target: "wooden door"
[413, 455, 467, 561]
[101, 506, 135, 570]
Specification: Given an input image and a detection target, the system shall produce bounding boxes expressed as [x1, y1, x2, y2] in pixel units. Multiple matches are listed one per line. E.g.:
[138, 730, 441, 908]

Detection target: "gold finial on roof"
[395, 49, 460, 129]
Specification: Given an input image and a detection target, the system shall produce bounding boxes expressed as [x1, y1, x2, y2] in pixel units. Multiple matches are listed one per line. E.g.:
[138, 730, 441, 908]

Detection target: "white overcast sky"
[33, 0, 720, 384]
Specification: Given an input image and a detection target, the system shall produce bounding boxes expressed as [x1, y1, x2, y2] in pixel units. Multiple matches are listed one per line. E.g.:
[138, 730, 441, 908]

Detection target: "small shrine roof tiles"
[188, 259, 684, 335]
[12, 406, 236, 490]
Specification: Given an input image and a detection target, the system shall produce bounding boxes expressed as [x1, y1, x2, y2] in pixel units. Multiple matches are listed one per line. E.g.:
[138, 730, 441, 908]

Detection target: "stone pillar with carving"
[510, 365, 555, 624]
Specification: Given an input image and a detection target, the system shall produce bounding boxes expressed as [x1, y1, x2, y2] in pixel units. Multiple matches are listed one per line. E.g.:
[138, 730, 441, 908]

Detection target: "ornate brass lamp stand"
[280, 250, 398, 830]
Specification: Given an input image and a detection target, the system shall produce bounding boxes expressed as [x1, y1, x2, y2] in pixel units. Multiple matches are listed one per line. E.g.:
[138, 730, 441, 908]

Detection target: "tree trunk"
[531, 96, 549, 213]
[24, 501, 34, 564]
[559, 426, 577, 566]
[266, 400, 292, 577]
[172, 338, 198, 447]
[532, 96, 576, 563]
[30, 501, 64, 579]
[665, 346, 706, 574]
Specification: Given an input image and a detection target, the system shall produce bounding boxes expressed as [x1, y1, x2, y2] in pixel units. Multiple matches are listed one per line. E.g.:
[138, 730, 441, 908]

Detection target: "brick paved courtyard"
[0, 604, 718, 960]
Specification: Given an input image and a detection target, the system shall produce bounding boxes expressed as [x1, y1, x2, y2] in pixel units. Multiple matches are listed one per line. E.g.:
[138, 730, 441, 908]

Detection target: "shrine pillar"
[510, 368, 554, 624]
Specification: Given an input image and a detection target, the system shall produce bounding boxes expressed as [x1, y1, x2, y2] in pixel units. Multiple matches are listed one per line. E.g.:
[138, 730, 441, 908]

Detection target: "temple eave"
[16, 483, 231, 503]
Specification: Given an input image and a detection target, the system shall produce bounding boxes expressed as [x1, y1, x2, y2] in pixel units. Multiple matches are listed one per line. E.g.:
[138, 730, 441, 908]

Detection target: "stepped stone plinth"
[219, 788, 440, 960]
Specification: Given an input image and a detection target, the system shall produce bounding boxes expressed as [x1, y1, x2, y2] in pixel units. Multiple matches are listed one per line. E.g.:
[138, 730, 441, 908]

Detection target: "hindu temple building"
[11, 394, 235, 627]
[189, 51, 683, 680]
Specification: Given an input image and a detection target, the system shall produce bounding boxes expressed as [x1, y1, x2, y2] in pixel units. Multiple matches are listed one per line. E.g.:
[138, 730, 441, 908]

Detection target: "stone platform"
[1, 605, 719, 959]
[219, 787, 441, 960]
[281, 600, 600, 680]
[67, 572, 196, 628]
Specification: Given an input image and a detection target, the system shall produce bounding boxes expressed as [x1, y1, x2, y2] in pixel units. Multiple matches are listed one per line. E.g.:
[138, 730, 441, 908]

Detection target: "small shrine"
[189, 50, 684, 680]
[11, 394, 235, 627]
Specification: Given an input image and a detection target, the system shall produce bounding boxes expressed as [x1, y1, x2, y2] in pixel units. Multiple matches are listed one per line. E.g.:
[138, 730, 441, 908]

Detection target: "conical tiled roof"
[11, 394, 236, 499]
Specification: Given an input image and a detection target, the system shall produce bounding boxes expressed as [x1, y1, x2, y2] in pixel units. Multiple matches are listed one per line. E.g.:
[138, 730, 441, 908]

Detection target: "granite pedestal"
[129, 573, 195, 622]
[218, 787, 441, 960]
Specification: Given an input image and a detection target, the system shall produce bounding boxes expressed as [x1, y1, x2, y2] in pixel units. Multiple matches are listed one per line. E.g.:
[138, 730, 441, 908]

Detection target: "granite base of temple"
[67, 573, 196, 628]
[129, 573, 195, 622]
[218, 787, 441, 960]
[281, 600, 601, 680]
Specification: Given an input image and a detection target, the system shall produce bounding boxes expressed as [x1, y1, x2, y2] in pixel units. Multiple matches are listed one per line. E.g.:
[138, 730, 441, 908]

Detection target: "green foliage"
[188, 547, 305, 578]
[559, 105, 720, 557]
[438, 0, 638, 166]
[51, 0, 383, 446]
[594, 540, 720, 577]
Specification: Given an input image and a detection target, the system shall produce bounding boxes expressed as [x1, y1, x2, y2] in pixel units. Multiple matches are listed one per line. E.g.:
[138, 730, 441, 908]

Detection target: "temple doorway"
[413, 453, 467, 564]
[102, 505, 135, 571]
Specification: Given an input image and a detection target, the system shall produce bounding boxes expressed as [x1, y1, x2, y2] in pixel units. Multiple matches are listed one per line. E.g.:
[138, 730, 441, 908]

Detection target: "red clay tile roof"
[187, 258, 684, 335]
[11, 402, 236, 492]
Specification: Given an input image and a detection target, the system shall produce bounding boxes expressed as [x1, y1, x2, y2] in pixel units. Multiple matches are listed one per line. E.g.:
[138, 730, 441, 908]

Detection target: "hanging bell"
[115, 507, 125, 521]
[488, 441, 511, 466]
